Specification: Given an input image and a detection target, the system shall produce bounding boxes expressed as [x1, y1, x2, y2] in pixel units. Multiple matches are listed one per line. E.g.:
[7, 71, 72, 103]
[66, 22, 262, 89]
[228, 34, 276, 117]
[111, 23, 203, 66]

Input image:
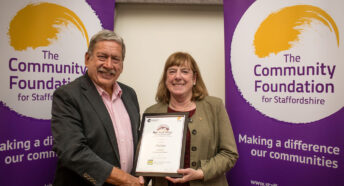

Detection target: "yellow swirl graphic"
[8, 2, 89, 51]
[254, 5, 339, 58]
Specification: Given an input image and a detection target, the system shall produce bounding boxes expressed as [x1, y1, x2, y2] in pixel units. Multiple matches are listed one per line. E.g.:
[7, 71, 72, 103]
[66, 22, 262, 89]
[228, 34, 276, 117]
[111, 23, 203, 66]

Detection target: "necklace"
[169, 100, 196, 111]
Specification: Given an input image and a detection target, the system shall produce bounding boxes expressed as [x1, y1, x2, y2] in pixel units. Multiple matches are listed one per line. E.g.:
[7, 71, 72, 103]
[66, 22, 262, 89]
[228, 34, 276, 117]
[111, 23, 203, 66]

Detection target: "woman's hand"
[165, 168, 204, 183]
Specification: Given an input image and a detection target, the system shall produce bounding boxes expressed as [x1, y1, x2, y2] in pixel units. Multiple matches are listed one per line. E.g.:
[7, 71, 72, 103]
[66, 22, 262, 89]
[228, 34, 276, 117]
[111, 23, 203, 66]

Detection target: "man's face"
[85, 40, 123, 93]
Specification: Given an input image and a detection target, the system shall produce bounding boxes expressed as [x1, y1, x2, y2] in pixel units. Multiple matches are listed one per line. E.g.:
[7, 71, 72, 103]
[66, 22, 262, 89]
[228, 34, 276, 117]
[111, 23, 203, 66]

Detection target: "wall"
[114, 3, 225, 113]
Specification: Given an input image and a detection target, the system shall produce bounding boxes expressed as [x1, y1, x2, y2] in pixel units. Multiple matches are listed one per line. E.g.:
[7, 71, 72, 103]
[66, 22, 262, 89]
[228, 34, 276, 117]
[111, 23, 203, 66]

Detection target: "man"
[51, 30, 143, 186]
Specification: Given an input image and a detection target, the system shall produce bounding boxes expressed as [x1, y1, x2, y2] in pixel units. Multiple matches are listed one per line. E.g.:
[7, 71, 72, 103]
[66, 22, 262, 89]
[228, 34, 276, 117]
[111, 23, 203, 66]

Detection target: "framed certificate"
[133, 113, 189, 177]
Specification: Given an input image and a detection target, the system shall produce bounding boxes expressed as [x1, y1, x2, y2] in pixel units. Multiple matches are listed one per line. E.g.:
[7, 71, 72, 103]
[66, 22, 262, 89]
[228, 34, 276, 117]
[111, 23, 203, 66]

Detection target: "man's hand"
[165, 168, 204, 183]
[106, 167, 144, 186]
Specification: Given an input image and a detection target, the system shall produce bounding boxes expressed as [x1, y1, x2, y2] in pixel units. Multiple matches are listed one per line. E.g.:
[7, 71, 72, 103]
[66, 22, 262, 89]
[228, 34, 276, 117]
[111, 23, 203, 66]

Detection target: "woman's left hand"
[165, 168, 204, 183]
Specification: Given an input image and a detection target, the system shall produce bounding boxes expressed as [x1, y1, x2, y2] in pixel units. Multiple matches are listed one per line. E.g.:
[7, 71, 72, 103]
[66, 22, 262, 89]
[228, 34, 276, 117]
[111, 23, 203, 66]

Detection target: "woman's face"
[165, 64, 196, 100]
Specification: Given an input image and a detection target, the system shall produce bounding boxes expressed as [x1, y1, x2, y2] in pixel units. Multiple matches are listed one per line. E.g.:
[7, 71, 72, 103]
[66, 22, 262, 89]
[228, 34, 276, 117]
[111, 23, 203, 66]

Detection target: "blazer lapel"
[80, 74, 120, 162]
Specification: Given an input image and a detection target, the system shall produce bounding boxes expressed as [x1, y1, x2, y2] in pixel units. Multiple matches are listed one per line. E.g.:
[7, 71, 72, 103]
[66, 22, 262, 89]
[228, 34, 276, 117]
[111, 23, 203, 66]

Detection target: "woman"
[144, 52, 238, 186]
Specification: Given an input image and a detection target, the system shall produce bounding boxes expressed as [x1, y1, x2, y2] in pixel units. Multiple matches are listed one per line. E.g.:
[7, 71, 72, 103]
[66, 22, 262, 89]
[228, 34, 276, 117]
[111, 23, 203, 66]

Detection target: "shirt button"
[189, 118, 193, 123]
[192, 130, 197, 135]
[191, 162, 197, 167]
[191, 146, 197, 151]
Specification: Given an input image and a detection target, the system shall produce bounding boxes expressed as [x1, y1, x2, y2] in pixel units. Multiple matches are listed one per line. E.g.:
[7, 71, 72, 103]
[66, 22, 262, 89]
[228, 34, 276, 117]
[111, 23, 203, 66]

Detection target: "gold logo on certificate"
[147, 160, 153, 165]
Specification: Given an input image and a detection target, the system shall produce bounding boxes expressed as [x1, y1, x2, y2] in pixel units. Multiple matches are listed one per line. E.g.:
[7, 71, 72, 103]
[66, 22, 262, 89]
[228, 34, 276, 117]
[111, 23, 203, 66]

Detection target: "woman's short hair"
[87, 29, 126, 60]
[156, 52, 208, 104]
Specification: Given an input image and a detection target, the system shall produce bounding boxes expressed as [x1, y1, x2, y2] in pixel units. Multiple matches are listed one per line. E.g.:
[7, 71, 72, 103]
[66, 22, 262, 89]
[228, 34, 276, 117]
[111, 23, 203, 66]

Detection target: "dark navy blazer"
[51, 72, 140, 186]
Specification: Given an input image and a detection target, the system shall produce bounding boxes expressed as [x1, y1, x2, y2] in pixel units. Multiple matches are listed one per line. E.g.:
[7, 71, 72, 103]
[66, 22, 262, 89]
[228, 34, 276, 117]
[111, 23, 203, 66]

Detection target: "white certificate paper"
[134, 113, 188, 177]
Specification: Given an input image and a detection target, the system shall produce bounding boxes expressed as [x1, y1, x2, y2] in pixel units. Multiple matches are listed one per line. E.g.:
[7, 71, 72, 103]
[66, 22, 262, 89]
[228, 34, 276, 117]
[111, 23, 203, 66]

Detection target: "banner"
[224, 0, 343, 185]
[0, 0, 115, 185]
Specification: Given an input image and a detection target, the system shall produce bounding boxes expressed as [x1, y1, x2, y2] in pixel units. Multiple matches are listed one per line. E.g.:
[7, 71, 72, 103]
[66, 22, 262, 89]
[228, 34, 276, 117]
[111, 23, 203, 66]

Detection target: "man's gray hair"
[87, 29, 126, 60]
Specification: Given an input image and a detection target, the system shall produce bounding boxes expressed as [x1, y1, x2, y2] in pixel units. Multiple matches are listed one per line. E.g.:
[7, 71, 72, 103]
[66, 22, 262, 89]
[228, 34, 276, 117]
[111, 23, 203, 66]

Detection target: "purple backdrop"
[0, 1, 115, 185]
[224, 1, 344, 186]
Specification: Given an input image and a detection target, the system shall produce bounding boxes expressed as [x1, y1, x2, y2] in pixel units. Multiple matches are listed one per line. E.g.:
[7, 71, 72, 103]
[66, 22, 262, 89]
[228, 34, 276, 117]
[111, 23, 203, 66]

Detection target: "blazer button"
[192, 129, 197, 135]
[191, 146, 197, 151]
[191, 162, 197, 167]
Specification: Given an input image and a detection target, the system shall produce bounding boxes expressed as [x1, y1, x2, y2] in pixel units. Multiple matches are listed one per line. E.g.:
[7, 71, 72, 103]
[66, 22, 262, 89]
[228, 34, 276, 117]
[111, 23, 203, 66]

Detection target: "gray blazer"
[145, 96, 238, 186]
[51, 73, 140, 186]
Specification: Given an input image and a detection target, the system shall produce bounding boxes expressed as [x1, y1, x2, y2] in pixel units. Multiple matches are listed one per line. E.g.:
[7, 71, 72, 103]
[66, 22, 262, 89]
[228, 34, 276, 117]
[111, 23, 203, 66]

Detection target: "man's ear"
[84, 52, 90, 66]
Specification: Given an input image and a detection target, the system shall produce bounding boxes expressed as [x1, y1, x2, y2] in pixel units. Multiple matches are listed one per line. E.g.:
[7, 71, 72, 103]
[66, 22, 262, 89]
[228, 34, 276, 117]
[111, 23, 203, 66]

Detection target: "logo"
[0, 0, 102, 120]
[8, 2, 89, 51]
[254, 5, 339, 58]
[153, 124, 172, 135]
[147, 159, 153, 165]
[231, 0, 343, 123]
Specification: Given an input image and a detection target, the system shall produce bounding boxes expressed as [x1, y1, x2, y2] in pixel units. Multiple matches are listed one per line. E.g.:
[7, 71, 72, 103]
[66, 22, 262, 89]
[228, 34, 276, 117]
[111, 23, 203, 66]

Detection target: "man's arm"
[106, 167, 144, 185]
[51, 87, 113, 185]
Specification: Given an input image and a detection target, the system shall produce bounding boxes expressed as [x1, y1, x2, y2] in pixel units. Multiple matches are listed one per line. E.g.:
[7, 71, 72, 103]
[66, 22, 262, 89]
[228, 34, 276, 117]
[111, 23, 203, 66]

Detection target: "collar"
[93, 81, 122, 99]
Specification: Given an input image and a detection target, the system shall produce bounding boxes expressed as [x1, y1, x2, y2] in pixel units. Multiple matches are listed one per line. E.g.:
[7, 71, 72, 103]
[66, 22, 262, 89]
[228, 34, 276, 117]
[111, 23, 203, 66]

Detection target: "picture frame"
[133, 112, 189, 177]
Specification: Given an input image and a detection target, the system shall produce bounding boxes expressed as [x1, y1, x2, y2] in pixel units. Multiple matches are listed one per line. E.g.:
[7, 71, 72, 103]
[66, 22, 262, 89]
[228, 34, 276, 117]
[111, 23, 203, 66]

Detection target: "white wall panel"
[115, 3, 225, 113]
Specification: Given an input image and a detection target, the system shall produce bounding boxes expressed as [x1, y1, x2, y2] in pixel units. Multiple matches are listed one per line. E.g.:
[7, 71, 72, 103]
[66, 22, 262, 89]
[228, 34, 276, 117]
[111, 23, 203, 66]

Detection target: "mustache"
[98, 67, 116, 75]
